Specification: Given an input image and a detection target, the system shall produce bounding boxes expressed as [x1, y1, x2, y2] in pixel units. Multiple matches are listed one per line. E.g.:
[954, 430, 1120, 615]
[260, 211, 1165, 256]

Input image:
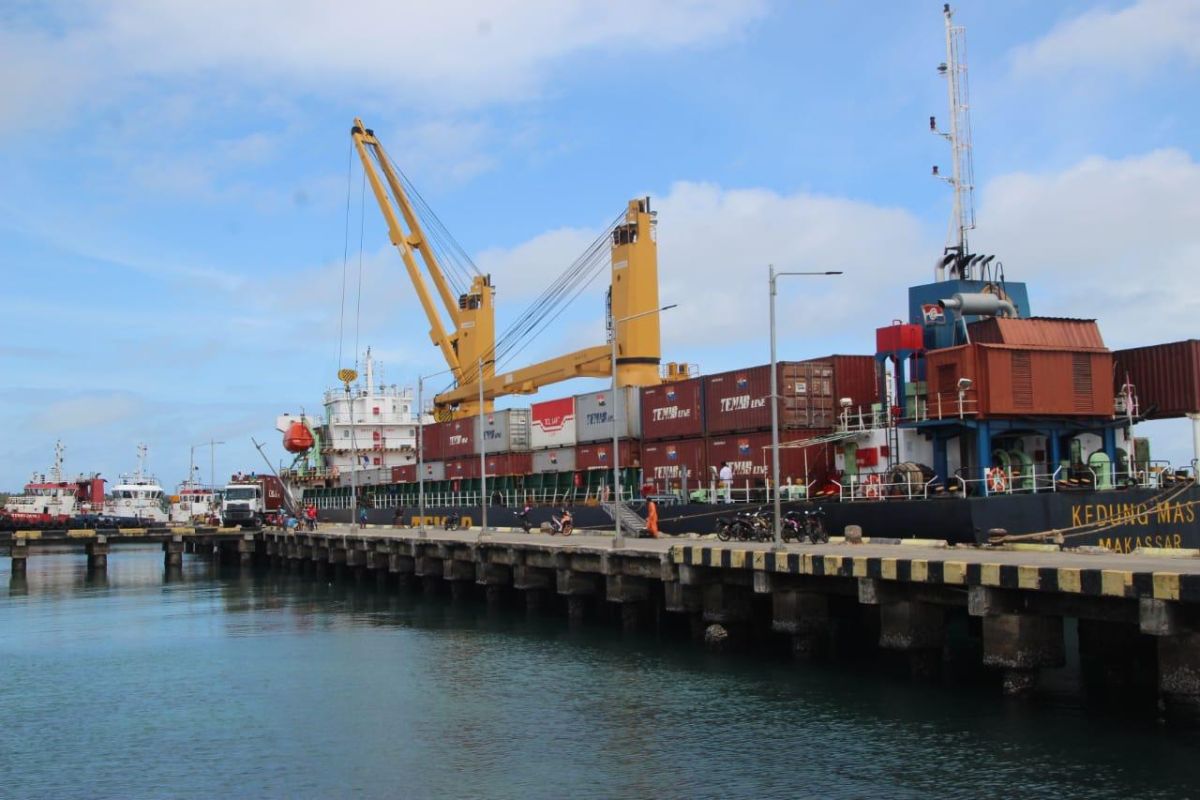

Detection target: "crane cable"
[336, 141, 354, 373]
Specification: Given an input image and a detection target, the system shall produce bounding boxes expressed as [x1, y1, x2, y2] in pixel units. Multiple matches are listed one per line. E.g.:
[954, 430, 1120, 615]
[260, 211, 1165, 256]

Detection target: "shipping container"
[705, 362, 850, 435]
[1113, 340, 1200, 419]
[531, 396, 576, 449]
[418, 422, 446, 461]
[476, 408, 531, 454]
[706, 430, 833, 486]
[641, 438, 707, 490]
[532, 447, 576, 473]
[484, 452, 532, 476]
[444, 457, 480, 480]
[442, 416, 475, 458]
[802, 355, 879, 413]
[392, 465, 414, 483]
[574, 388, 642, 443]
[576, 440, 641, 470]
[925, 344, 1113, 418]
[640, 377, 704, 440]
[419, 461, 445, 482]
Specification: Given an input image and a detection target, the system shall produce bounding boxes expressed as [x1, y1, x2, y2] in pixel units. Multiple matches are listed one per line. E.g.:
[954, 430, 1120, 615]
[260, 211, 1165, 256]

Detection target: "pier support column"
[86, 536, 109, 572]
[558, 570, 599, 626]
[163, 536, 185, 568]
[238, 534, 256, 567]
[10, 537, 29, 575]
[982, 614, 1065, 696]
[879, 600, 946, 678]
[1157, 632, 1200, 718]
[773, 589, 831, 660]
[701, 583, 753, 651]
[606, 575, 650, 634]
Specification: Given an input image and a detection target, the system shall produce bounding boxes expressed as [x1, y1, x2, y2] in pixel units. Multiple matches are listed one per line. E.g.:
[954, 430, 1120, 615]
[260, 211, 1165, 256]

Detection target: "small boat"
[0, 441, 105, 530]
[101, 444, 170, 526]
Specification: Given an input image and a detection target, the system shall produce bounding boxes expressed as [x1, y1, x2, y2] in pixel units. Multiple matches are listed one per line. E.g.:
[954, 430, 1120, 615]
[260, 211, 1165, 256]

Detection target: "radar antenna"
[930, 3, 976, 281]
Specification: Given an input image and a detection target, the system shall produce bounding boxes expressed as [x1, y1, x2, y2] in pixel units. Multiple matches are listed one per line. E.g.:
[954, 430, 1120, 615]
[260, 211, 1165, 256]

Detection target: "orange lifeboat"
[283, 421, 315, 453]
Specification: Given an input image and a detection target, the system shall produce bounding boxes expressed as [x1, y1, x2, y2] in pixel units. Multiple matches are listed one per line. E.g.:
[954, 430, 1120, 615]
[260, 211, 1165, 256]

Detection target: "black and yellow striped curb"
[669, 545, 1200, 602]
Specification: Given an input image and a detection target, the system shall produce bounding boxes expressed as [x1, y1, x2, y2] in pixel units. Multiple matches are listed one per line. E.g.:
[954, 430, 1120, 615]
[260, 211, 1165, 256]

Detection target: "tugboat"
[168, 479, 221, 525]
[0, 441, 105, 530]
[101, 444, 170, 526]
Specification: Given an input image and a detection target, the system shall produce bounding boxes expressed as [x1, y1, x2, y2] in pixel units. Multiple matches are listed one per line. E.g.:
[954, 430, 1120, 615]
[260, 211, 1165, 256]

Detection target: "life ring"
[988, 467, 1008, 493]
[864, 474, 882, 500]
[124, 499, 132, 507]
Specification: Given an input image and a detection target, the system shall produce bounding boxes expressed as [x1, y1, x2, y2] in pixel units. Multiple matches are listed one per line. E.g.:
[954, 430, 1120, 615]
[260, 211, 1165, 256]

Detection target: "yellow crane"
[350, 119, 666, 418]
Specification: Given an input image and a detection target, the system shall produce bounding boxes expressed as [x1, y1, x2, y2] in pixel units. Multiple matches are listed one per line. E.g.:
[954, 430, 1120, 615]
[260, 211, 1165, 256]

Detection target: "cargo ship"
[276, 5, 1200, 551]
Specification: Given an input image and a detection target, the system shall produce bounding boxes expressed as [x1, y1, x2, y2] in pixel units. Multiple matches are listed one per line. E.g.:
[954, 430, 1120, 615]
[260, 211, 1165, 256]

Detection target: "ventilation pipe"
[938, 292, 1015, 318]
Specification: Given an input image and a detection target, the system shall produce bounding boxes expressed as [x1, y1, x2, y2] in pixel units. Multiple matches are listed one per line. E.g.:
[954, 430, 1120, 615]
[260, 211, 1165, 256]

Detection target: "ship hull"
[334, 484, 1200, 551]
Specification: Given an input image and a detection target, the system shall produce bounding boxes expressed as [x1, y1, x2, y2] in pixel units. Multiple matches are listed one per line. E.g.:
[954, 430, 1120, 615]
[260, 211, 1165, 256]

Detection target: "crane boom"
[351, 119, 663, 419]
[350, 119, 495, 411]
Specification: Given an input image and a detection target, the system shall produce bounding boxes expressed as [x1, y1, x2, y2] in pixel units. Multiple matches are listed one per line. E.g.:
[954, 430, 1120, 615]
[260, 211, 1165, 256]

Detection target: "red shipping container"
[641, 438, 707, 490]
[576, 440, 640, 470]
[706, 430, 833, 487]
[484, 452, 532, 476]
[444, 458, 481, 480]
[640, 377, 704, 440]
[442, 416, 476, 458]
[1113, 340, 1200, 419]
[419, 422, 446, 461]
[392, 465, 416, 483]
[876, 322, 924, 353]
[803, 355, 879, 411]
[705, 362, 842, 434]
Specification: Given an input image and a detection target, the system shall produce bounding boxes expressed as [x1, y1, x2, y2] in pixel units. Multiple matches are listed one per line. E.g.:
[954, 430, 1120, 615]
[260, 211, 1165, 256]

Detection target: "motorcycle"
[444, 512, 462, 531]
[518, 505, 534, 533]
[549, 510, 573, 536]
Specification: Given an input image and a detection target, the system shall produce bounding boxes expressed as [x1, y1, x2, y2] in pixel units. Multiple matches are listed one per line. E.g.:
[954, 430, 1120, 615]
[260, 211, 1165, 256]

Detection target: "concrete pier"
[7, 524, 1200, 719]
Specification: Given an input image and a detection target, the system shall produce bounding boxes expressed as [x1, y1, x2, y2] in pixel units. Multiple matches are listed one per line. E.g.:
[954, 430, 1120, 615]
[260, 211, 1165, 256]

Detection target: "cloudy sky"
[2, 0, 1199, 489]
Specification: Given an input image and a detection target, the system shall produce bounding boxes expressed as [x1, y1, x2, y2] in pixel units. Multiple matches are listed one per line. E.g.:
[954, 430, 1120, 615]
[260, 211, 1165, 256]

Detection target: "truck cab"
[221, 482, 265, 527]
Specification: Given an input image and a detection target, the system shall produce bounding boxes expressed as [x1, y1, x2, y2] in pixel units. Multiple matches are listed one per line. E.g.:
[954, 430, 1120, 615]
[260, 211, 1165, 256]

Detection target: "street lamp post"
[191, 440, 225, 491]
[769, 266, 842, 550]
[479, 357, 487, 537]
[611, 303, 677, 548]
[417, 367, 455, 539]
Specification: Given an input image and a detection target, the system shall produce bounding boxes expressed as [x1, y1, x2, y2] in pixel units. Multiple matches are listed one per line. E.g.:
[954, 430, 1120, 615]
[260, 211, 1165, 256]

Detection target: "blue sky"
[2, 0, 1199, 489]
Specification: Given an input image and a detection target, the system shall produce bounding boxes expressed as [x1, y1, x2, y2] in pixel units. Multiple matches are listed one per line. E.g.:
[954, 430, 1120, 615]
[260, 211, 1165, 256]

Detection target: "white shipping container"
[530, 397, 576, 450]
[574, 387, 642, 444]
[532, 448, 576, 473]
[419, 461, 445, 481]
[476, 408, 531, 454]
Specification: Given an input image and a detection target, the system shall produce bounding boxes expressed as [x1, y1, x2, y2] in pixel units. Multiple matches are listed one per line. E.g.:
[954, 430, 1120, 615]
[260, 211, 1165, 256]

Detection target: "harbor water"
[2, 546, 1197, 800]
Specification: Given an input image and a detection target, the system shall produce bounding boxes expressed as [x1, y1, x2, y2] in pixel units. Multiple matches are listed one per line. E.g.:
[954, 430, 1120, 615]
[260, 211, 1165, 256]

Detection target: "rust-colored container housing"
[641, 438, 707, 490]
[968, 316, 1106, 349]
[1112, 340, 1200, 419]
[484, 452, 532, 476]
[925, 344, 1113, 418]
[803, 355, 879, 411]
[392, 465, 414, 483]
[576, 440, 640, 471]
[442, 417, 475, 458]
[705, 362, 848, 435]
[419, 422, 446, 461]
[640, 377, 704, 440]
[706, 430, 833, 485]
[444, 457, 480, 480]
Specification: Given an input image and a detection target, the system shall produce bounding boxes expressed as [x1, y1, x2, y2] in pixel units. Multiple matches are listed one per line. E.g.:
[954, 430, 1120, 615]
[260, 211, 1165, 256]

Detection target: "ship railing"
[838, 473, 940, 502]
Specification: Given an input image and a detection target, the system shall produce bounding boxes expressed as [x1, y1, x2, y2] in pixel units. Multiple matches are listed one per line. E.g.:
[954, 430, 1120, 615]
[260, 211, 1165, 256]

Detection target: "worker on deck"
[719, 462, 733, 503]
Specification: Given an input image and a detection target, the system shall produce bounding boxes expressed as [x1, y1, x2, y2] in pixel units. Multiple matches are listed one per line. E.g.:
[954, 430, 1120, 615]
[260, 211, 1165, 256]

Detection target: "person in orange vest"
[646, 498, 659, 538]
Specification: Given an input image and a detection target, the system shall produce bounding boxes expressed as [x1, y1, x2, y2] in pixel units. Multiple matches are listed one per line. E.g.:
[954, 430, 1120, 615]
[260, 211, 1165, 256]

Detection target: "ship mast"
[136, 443, 148, 482]
[52, 440, 64, 484]
[931, 3, 976, 281]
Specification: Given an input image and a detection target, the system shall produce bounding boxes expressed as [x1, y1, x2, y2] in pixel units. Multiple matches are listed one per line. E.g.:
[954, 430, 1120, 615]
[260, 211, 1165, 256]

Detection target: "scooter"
[518, 505, 533, 533]
[549, 510, 573, 536]
[444, 511, 462, 531]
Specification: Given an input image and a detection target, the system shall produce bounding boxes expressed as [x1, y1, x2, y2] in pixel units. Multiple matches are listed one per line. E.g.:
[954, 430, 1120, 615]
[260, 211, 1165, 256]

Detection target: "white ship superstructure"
[103, 444, 169, 524]
[278, 348, 423, 486]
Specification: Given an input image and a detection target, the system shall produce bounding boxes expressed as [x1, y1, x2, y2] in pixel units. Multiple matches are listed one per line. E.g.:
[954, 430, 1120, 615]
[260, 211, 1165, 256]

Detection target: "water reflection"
[0, 547, 1196, 800]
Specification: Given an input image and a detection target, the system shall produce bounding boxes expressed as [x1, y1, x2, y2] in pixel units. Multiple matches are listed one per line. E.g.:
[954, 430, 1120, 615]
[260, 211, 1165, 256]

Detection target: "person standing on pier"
[358, 505, 368, 529]
[646, 498, 659, 538]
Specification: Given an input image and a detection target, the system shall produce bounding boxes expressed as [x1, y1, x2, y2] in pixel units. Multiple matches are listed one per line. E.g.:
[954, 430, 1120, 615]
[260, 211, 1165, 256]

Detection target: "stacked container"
[574, 388, 642, 443]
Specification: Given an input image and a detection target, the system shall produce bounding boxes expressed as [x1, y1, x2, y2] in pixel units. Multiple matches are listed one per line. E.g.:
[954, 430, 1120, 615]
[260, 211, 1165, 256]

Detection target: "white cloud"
[0, 0, 766, 131]
[973, 148, 1200, 348]
[1012, 0, 1200, 78]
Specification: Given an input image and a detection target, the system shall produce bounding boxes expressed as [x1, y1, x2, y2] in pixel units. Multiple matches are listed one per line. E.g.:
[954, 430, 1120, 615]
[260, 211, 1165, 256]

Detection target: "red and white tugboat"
[1, 441, 105, 530]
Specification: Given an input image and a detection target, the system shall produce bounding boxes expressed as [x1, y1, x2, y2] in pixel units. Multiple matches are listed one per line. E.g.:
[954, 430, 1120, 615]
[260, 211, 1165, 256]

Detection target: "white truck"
[220, 474, 287, 527]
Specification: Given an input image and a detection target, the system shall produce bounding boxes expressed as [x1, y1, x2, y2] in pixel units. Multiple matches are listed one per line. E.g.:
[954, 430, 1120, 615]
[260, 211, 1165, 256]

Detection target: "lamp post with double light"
[769, 266, 842, 550]
[611, 303, 677, 548]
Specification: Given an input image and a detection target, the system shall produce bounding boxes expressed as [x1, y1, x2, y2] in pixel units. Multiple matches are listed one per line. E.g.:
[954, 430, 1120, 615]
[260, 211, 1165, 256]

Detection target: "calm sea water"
[1, 546, 1197, 800]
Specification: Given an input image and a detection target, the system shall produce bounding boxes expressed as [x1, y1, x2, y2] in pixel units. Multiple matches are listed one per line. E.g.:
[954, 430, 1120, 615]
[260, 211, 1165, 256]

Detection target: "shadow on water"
[1, 546, 1198, 800]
